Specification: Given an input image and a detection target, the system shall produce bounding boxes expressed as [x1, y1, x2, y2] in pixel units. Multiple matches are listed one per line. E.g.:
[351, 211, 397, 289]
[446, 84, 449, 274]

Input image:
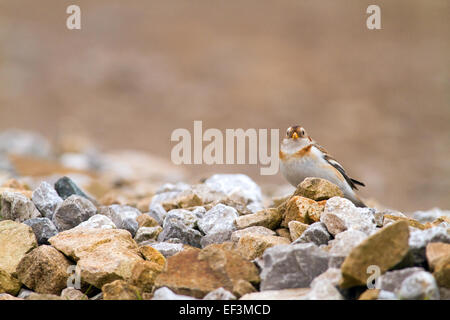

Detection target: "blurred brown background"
[0, 0, 448, 212]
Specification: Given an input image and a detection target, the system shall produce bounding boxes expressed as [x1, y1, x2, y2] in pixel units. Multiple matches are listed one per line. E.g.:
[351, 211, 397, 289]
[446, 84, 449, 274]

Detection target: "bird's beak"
[292, 132, 299, 139]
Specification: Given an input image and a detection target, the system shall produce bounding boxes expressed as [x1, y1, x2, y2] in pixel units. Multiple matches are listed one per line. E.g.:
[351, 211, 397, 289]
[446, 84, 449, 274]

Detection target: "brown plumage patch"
[279, 150, 286, 160]
[293, 144, 312, 158]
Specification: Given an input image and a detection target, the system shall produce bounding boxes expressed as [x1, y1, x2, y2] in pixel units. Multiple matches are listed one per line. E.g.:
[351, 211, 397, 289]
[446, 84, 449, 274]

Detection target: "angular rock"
[0, 191, 40, 222]
[320, 197, 376, 236]
[409, 226, 450, 266]
[240, 288, 310, 300]
[23, 217, 58, 245]
[235, 208, 282, 230]
[397, 271, 440, 300]
[0, 220, 37, 274]
[136, 214, 159, 228]
[26, 293, 63, 300]
[204, 174, 262, 206]
[200, 231, 233, 248]
[231, 279, 257, 298]
[60, 287, 88, 300]
[203, 287, 236, 300]
[433, 255, 450, 288]
[340, 221, 410, 288]
[157, 209, 203, 247]
[152, 287, 197, 300]
[303, 268, 344, 300]
[102, 280, 142, 300]
[16, 245, 72, 294]
[288, 221, 308, 241]
[31, 181, 63, 219]
[74, 214, 116, 230]
[276, 228, 291, 240]
[378, 267, 425, 292]
[293, 222, 331, 246]
[0, 268, 21, 295]
[426, 242, 450, 270]
[148, 242, 184, 258]
[52, 195, 97, 231]
[282, 196, 324, 226]
[147, 203, 167, 225]
[294, 177, 344, 201]
[236, 234, 290, 260]
[259, 243, 330, 291]
[198, 204, 238, 236]
[139, 245, 166, 266]
[154, 244, 260, 298]
[231, 226, 276, 243]
[49, 228, 144, 288]
[54, 176, 90, 201]
[99, 205, 140, 236]
[325, 229, 368, 257]
[135, 226, 162, 243]
[130, 260, 164, 292]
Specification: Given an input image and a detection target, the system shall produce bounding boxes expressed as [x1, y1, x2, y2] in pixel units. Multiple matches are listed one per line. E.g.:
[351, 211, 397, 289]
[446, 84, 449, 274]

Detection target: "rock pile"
[0, 131, 448, 300]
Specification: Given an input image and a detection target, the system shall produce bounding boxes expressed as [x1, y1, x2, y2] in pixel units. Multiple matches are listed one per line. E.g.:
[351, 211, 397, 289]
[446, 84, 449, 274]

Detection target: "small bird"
[279, 125, 366, 207]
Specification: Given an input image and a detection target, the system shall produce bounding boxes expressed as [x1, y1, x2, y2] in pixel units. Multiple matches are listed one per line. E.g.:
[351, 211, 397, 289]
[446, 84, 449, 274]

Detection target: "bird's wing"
[313, 142, 365, 190]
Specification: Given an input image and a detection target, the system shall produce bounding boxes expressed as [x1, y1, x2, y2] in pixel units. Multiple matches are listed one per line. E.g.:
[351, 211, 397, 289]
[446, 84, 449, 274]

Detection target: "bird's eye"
[300, 129, 305, 136]
[286, 128, 292, 137]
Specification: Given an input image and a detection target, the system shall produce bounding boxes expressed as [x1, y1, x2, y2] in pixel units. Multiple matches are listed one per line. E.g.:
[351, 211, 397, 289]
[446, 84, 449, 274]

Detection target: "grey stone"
[326, 229, 368, 257]
[200, 231, 233, 248]
[148, 203, 166, 225]
[397, 271, 440, 300]
[198, 204, 238, 235]
[378, 267, 425, 292]
[134, 226, 163, 243]
[377, 290, 398, 300]
[74, 214, 116, 230]
[203, 287, 236, 300]
[320, 197, 377, 236]
[204, 174, 263, 211]
[157, 214, 203, 248]
[148, 242, 184, 257]
[302, 268, 343, 300]
[408, 226, 450, 266]
[52, 195, 97, 231]
[293, 222, 331, 246]
[411, 208, 450, 224]
[99, 205, 141, 236]
[259, 243, 330, 291]
[152, 287, 197, 300]
[0, 191, 41, 222]
[23, 217, 58, 245]
[54, 176, 91, 201]
[31, 182, 63, 219]
[17, 289, 33, 299]
[163, 209, 199, 228]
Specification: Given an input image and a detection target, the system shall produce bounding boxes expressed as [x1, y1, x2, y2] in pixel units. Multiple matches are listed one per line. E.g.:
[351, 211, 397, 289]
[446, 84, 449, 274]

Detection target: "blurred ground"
[0, 0, 448, 212]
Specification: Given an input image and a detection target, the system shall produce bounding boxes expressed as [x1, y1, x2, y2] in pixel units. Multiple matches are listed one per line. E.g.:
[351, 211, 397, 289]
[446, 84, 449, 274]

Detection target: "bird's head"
[286, 125, 309, 140]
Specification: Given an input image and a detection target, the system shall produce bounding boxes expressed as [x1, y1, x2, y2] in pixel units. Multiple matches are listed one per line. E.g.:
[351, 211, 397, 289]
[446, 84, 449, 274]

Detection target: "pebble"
[0, 191, 41, 222]
[293, 222, 331, 246]
[31, 181, 63, 219]
[23, 217, 59, 244]
[320, 197, 377, 236]
[52, 195, 97, 231]
[259, 243, 330, 291]
[99, 205, 140, 236]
